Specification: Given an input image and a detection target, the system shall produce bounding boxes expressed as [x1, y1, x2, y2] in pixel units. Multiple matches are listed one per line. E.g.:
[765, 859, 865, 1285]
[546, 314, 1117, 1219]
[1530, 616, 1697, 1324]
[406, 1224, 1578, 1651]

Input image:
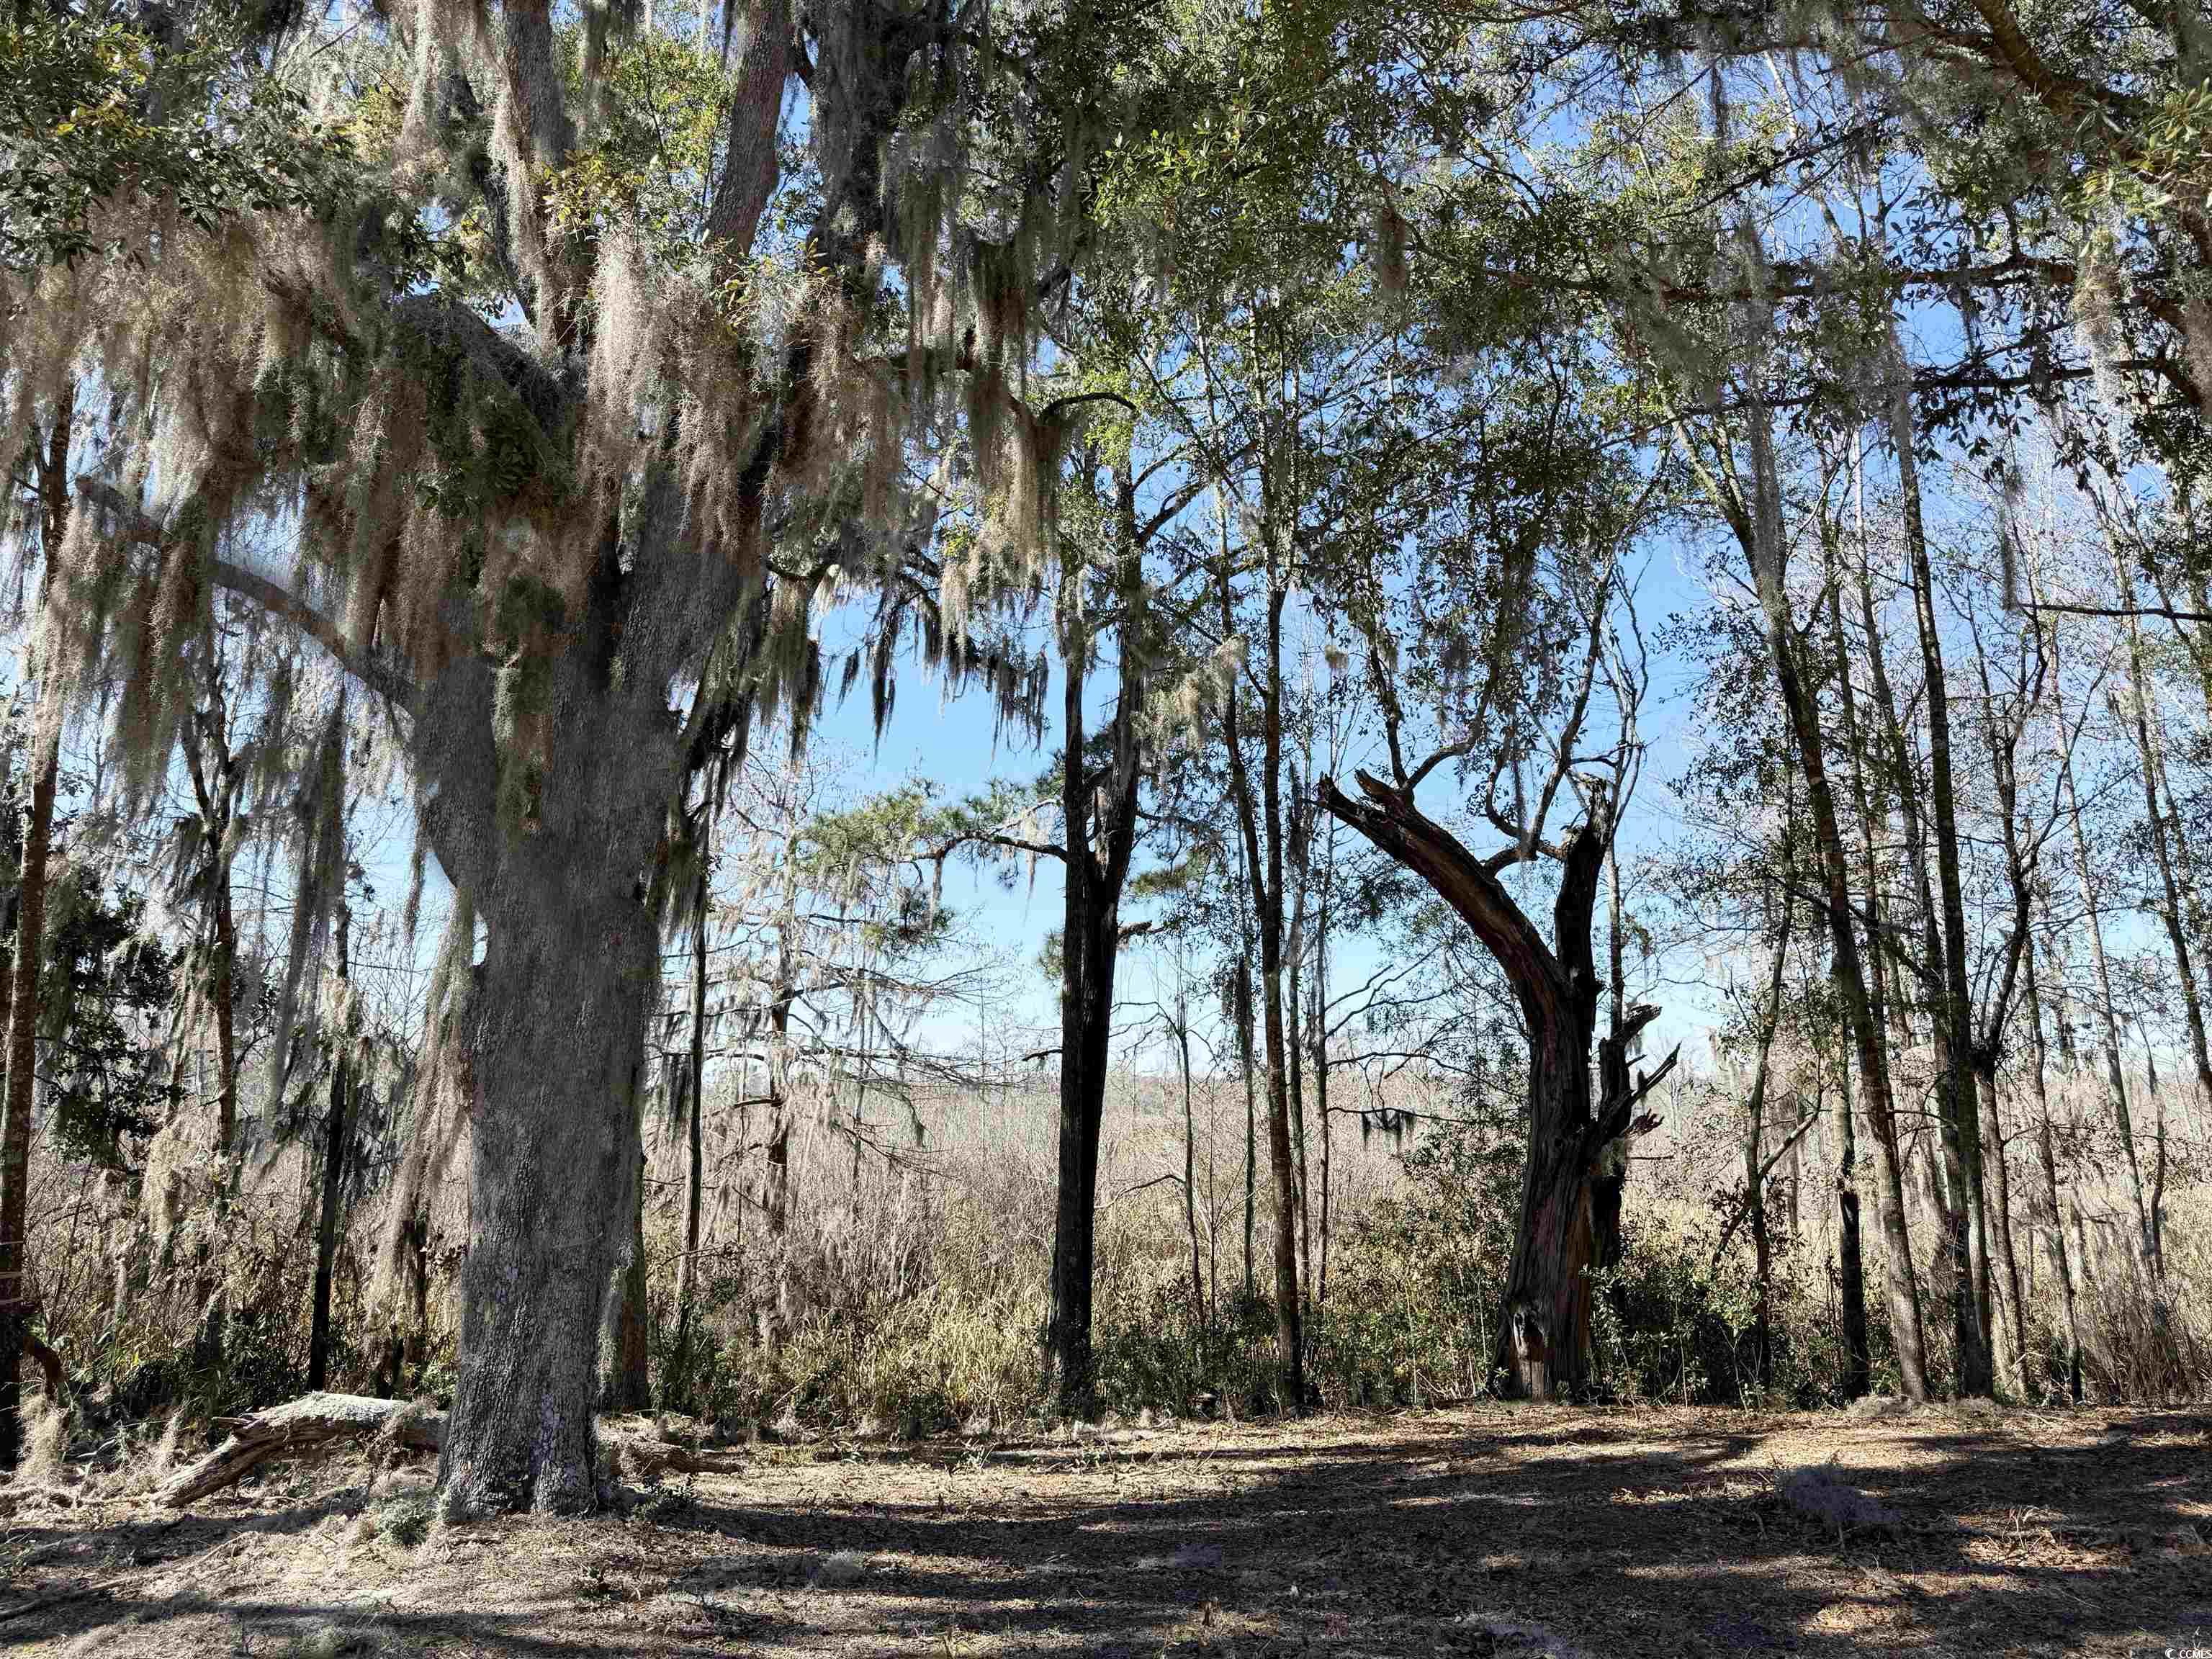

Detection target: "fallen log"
[156, 1393, 444, 1508]
[153, 1395, 729, 1508]
[611, 1434, 717, 1480]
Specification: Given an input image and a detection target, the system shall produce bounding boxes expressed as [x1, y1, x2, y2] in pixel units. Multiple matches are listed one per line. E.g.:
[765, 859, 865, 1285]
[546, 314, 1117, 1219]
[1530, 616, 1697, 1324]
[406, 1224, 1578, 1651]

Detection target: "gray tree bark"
[0, 405, 68, 1471]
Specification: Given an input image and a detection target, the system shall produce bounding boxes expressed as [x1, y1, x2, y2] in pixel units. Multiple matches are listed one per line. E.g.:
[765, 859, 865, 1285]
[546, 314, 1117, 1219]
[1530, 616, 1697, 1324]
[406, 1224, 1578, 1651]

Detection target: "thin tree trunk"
[2023, 938, 2082, 1401]
[1046, 467, 1144, 1417]
[2116, 591, 2195, 1280]
[1884, 349, 1995, 1396]
[1976, 1066, 2029, 1395]
[1285, 945, 1310, 1318]
[1215, 559, 1304, 1409]
[212, 887, 238, 1154]
[764, 823, 798, 1244]
[1312, 884, 1334, 1309]
[2118, 572, 2212, 1125]
[674, 850, 709, 1398]
[1830, 950, 1872, 1398]
[2142, 1027, 2170, 1281]
[1817, 574, 1874, 1401]
[0, 716, 59, 1472]
[1787, 1104, 1802, 1239]
[2072, 1202, 2098, 1306]
[1176, 1001, 1203, 1344]
[180, 655, 243, 1159]
[308, 902, 354, 1393]
[1238, 948, 1256, 1303]
[1285, 826, 1312, 1317]
[1740, 893, 1795, 1396]
[2049, 615, 2162, 1278]
[1048, 837, 1115, 1412]
[1861, 522, 1974, 1392]
[1964, 615, 2045, 1400]
[1722, 418, 1928, 1401]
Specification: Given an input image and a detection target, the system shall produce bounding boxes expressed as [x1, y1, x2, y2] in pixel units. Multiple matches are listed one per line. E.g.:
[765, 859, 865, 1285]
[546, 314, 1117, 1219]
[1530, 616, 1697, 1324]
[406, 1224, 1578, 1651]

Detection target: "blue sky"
[793, 513, 1727, 1076]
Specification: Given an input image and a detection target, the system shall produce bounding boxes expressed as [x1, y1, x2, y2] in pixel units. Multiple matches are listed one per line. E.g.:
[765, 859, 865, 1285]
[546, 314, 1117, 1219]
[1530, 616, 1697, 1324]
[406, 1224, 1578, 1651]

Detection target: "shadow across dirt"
[4, 1405, 2209, 1658]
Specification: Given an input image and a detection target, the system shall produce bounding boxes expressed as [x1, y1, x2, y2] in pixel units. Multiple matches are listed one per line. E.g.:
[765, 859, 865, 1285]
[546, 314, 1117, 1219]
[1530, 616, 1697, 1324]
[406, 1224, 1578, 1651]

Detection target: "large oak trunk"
[438, 873, 656, 1513]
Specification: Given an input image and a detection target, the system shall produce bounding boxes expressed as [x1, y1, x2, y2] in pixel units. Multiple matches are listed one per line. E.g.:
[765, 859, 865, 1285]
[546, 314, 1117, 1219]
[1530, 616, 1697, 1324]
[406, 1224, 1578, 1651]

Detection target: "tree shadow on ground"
[6, 1406, 2209, 1657]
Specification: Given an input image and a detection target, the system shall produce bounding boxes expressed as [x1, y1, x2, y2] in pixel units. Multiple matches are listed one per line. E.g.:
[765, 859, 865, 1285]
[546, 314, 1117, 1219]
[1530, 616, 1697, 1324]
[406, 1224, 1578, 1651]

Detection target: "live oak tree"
[14, 0, 1137, 1506]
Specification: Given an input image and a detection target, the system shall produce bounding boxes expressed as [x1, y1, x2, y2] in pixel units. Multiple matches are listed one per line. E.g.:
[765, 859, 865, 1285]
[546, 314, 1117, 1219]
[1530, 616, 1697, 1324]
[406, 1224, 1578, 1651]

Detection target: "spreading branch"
[74, 477, 421, 713]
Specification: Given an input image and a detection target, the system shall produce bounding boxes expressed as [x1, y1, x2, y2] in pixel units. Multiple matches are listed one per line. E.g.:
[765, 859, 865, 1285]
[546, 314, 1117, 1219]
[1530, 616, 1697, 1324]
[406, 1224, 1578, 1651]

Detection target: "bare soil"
[4, 1404, 2208, 1657]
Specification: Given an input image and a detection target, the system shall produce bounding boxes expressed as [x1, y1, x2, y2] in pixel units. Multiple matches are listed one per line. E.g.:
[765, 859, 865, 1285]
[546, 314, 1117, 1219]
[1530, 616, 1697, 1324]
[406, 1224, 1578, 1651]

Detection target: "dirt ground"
[3, 1403, 2209, 1658]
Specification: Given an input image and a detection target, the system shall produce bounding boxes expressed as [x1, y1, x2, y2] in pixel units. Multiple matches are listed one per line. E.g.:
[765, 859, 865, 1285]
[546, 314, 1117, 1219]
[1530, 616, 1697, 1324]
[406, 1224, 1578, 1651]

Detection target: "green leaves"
[35, 873, 180, 1168]
[0, 9, 352, 271]
[547, 25, 748, 264]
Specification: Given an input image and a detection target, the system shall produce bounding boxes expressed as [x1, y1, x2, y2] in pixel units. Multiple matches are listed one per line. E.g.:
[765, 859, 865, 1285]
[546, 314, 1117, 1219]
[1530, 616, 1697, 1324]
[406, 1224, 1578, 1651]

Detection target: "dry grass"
[20, 1400, 68, 1487]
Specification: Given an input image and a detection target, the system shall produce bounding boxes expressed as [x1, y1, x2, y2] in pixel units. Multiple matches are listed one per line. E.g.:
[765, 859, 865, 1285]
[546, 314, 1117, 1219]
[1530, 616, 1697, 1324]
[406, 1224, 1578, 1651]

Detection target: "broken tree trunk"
[1319, 770, 1668, 1399]
[24, 1328, 63, 1401]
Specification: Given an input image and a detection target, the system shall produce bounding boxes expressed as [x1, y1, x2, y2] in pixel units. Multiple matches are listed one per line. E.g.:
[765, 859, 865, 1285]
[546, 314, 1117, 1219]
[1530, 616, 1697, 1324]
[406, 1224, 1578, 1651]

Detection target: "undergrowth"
[22, 1114, 2208, 1450]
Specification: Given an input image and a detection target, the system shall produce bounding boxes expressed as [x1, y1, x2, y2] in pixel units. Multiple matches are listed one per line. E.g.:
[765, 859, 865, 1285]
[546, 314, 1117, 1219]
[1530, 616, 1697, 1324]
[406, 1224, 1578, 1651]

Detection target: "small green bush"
[377, 1493, 433, 1547]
